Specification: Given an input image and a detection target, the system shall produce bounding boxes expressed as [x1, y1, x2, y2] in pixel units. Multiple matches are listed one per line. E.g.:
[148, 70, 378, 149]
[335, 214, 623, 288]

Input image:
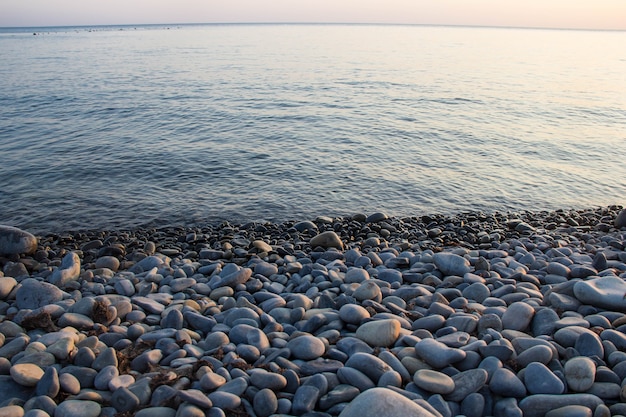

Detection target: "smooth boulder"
[338, 387, 437, 417]
[0, 225, 37, 255]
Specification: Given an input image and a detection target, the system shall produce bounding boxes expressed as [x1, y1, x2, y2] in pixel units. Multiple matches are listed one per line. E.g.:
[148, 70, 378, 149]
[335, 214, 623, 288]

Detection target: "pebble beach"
[1, 205, 626, 417]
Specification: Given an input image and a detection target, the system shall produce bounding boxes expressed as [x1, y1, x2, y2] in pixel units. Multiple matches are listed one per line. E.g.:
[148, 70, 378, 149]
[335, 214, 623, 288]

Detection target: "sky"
[1, 0, 625, 30]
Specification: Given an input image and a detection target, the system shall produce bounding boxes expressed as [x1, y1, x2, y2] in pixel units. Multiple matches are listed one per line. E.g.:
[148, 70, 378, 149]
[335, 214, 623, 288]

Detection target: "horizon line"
[1, 21, 625, 33]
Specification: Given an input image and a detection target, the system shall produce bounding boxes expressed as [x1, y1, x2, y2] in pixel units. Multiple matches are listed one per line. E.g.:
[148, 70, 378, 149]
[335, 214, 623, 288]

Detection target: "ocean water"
[1, 24, 625, 234]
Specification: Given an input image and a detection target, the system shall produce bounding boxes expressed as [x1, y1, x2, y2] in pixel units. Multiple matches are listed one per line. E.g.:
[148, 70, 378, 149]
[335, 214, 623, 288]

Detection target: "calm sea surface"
[1, 24, 625, 234]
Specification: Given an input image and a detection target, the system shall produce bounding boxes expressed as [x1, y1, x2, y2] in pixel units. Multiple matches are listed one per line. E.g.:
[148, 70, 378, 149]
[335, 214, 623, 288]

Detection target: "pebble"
[564, 356, 596, 392]
[54, 400, 100, 417]
[355, 318, 400, 347]
[524, 362, 565, 394]
[501, 301, 535, 331]
[413, 369, 455, 394]
[433, 252, 471, 276]
[10, 364, 44, 387]
[287, 334, 326, 360]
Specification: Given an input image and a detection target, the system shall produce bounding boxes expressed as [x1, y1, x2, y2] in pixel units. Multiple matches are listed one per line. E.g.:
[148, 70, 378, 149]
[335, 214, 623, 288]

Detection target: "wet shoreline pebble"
[0, 205, 625, 417]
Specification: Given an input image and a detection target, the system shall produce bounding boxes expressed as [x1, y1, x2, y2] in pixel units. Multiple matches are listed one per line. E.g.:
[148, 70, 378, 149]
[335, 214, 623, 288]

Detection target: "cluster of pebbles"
[1, 206, 626, 417]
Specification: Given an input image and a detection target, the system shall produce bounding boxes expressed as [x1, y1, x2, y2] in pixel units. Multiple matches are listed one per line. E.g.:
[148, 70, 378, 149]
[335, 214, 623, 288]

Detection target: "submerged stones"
[0, 206, 625, 417]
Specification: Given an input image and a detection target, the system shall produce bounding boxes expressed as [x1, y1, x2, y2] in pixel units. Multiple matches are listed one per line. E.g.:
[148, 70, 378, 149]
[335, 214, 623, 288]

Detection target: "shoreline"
[1, 205, 626, 416]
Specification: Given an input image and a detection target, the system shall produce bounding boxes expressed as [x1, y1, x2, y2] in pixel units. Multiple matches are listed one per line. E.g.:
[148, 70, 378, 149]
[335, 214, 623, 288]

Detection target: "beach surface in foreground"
[1, 206, 626, 417]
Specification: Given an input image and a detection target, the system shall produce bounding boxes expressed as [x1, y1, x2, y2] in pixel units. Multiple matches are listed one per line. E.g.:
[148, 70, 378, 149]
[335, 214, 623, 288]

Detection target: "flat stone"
[446, 369, 488, 402]
[413, 369, 455, 394]
[344, 352, 392, 383]
[253, 388, 278, 417]
[207, 391, 241, 410]
[54, 400, 100, 417]
[573, 277, 626, 312]
[516, 344, 554, 367]
[0, 225, 37, 255]
[545, 405, 593, 417]
[337, 366, 375, 392]
[287, 335, 326, 360]
[338, 387, 437, 417]
[177, 389, 213, 409]
[519, 394, 603, 417]
[355, 319, 400, 347]
[10, 364, 44, 386]
[249, 369, 287, 390]
[501, 301, 535, 331]
[339, 303, 370, 324]
[489, 368, 526, 398]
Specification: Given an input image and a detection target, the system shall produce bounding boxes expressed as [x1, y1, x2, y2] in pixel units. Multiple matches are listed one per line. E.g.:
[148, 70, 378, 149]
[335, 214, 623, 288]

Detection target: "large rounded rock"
[310, 231, 343, 249]
[338, 387, 437, 417]
[573, 277, 626, 312]
[564, 357, 596, 392]
[287, 335, 326, 360]
[501, 301, 535, 331]
[0, 225, 37, 255]
[355, 319, 400, 347]
[15, 278, 64, 309]
[433, 252, 471, 276]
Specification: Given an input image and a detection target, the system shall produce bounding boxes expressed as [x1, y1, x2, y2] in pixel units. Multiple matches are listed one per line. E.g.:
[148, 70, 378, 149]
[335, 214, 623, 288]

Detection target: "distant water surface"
[0, 24, 624, 233]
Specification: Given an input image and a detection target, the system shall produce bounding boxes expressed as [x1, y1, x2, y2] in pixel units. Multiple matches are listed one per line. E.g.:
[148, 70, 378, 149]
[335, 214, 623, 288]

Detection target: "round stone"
[501, 301, 535, 331]
[433, 252, 471, 276]
[564, 357, 596, 392]
[54, 400, 100, 417]
[413, 369, 455, 394]
[339, 304, 370, 324]
[253, 388, 278, 417]
[355, 319, 400, 347]
[338, 387, 437, 417]
[287, 335, 326, 360]
[10, 364, 44, 386]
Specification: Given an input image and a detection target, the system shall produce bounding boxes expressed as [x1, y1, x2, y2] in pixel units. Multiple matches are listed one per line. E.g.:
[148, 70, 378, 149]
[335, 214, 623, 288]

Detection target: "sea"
[0, 24, 625, 234]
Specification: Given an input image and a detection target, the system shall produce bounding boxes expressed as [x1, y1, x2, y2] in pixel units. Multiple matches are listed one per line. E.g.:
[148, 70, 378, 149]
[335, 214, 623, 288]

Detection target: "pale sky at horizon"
[1, 0, 625, 30]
